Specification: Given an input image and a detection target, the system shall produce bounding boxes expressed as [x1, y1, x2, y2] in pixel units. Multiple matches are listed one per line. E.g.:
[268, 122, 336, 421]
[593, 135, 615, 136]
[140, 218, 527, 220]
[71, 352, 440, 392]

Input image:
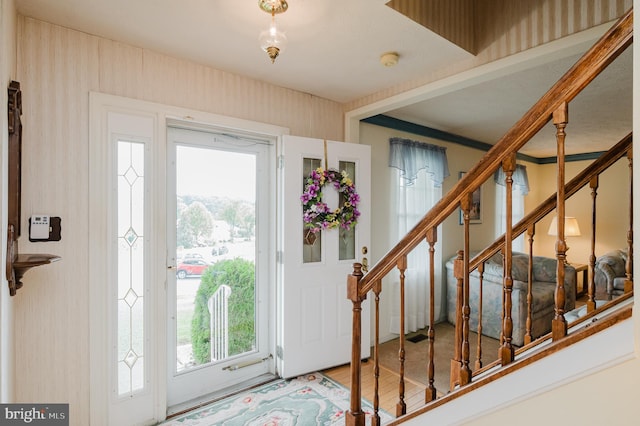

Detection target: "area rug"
[161, 372, 393, 425]
[378, 322, 501, 395]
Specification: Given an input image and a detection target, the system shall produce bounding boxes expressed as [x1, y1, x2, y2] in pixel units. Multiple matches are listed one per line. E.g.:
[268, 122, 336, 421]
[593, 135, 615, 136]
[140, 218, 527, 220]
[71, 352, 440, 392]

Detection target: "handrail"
[356, 8, 633, 297]
[470, 133, 632, 271]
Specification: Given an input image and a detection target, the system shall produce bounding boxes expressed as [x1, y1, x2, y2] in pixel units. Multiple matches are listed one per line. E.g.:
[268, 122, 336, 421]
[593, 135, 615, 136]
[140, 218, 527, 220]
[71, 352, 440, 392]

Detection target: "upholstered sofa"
[594, 249, 629, 299]
[445, 252, 576, 346]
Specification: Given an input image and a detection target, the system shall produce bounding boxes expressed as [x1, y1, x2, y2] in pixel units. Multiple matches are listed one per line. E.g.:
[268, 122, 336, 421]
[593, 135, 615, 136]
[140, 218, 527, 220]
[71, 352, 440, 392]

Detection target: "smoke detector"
[380, 51, 399, 67]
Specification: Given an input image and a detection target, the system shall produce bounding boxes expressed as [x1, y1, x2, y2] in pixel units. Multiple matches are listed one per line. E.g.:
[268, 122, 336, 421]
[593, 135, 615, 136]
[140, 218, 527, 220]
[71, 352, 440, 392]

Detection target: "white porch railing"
[208, 284, 232, 361]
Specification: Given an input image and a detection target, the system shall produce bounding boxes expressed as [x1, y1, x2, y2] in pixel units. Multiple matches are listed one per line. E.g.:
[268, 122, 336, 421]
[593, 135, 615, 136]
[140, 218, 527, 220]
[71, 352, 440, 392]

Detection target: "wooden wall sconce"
[6, 80, 60, 296]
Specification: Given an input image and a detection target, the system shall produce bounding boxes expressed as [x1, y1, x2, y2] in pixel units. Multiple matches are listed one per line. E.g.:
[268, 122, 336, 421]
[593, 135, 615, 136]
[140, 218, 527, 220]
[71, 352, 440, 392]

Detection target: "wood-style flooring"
[323, 360, 427, 418]
[323, 294, 593, 419]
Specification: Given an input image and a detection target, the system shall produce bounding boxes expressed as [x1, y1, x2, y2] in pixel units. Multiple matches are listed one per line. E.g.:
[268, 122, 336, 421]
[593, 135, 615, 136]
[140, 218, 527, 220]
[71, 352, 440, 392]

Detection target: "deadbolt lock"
[361, 246, 369, 272]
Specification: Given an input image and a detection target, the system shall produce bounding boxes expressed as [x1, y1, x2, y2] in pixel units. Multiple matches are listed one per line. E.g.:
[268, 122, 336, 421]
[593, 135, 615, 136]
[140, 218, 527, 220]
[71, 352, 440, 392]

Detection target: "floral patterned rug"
[161, 372, 392, 425]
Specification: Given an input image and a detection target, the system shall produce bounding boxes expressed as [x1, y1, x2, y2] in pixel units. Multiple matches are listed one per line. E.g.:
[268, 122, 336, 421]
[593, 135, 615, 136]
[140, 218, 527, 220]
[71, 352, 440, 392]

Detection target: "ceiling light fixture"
[258, 0, 288, 64]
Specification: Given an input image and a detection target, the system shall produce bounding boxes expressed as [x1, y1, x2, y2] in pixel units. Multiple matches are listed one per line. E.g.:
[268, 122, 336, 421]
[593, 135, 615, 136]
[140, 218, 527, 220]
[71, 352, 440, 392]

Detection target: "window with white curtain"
[388, 137, 449, 334]
[494, 164, 530, 252]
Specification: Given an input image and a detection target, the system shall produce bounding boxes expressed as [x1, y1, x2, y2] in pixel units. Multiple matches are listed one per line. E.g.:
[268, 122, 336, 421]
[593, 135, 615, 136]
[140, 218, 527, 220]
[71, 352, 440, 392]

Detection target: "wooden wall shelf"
[11, 253, 61, 296]
[6, 81, 61, 296]
[6, 225, 61, 296]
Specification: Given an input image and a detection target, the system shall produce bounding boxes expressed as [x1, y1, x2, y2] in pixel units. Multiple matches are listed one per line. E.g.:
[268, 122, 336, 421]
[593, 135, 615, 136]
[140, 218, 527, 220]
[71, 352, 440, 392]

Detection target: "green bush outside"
[191, 258, 255, 364]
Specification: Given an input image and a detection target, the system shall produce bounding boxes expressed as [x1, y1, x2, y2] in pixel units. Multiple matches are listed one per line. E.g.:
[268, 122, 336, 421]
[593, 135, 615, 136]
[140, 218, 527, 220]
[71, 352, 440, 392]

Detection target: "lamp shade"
[548, 216, 581, 237]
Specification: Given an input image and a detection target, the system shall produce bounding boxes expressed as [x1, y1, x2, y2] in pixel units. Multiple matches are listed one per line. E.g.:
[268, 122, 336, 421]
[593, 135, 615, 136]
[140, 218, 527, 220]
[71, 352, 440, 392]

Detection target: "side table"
[571, 263, 588, 298]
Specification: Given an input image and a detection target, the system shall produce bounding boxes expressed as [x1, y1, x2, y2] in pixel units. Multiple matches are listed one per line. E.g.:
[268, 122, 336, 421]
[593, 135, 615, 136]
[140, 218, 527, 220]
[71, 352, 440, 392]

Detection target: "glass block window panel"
[117, 141, 145, 397]
[303, 157, 322, 263]
[339, 161, 356, 260]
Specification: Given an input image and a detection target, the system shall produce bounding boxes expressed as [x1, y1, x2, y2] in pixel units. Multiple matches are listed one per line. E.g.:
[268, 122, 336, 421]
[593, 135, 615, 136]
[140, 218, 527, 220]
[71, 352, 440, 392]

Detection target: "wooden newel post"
[346, 262, 366, 426]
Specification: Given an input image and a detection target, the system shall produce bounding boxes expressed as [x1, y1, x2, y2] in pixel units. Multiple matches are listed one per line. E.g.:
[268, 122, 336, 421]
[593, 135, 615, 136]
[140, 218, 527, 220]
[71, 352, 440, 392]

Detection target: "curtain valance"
[388, 137, 450, 187]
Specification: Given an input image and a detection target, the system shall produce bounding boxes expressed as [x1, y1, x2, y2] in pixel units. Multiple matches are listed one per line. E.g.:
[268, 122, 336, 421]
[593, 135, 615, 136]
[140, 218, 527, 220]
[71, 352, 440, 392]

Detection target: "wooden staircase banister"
[470, 132, 632, 271]
[356, 8, 633, 297]
[347, 8, 633, 426]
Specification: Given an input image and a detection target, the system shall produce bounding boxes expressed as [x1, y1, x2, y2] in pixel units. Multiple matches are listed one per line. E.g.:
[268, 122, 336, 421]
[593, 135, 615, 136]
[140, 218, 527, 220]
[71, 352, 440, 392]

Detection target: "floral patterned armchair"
[594, 249, 629, 300]
[446, 251, 576, 346]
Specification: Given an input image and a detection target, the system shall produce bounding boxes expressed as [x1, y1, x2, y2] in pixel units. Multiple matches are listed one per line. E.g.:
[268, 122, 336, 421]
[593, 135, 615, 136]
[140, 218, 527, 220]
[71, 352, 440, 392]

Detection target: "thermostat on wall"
[29, 215, 62, 242]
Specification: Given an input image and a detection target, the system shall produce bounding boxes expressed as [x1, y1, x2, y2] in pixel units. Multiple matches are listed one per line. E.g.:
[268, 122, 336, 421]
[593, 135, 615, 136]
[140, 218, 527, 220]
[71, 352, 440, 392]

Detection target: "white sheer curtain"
[495, 164, 529, 252]
[388, 138, 448, 334]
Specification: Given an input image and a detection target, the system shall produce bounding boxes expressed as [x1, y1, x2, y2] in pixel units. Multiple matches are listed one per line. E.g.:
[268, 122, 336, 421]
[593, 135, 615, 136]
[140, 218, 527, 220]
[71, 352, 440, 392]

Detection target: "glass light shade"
[548, 216, 581, 237]
[259, 19, 287, 63]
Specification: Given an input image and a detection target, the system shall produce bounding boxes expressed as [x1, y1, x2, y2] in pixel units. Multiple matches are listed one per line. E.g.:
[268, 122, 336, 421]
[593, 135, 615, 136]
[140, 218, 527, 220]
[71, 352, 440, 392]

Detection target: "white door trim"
[89, 92, 288, 425]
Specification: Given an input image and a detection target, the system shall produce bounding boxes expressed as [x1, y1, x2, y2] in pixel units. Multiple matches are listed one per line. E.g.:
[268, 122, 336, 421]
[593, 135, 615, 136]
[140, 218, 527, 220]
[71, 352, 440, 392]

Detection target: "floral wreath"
[300, 167, 360, 233]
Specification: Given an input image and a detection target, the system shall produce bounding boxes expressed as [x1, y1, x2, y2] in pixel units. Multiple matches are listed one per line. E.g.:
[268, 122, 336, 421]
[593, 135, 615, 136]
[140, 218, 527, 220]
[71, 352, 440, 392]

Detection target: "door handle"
[361, 246, 368, 272]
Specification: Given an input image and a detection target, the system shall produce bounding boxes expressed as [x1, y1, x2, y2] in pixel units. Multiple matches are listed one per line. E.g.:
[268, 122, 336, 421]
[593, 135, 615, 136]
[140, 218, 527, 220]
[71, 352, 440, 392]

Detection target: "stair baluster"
[396, 256, 408, 417]
[474, 262, 485, 370]
[459, 194, 473, 385]
[500, 154, 516, 364]
[552, 103, 569, 340]
[588, 176, 599, 312]
[524, 225, 535, 344]
[624, 150, 633, 293]
[426, 228, 438, 402]
[372, 279, 382, 426]
[450, 250, 463, 390]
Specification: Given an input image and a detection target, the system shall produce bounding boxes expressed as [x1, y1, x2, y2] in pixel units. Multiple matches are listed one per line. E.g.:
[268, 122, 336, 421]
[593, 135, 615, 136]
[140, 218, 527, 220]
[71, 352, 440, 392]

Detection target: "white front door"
[166, 126, 274, 408]
[279, 136, 371, 378]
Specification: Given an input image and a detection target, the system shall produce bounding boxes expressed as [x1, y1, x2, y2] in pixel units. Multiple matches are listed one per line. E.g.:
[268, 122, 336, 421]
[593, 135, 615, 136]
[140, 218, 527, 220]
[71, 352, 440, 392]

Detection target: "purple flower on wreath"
[301, 167, 360, 232]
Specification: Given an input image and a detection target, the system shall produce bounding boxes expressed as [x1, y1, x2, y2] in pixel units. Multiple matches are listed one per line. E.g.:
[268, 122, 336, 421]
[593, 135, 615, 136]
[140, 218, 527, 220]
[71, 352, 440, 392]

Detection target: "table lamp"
[548, 216, 581, 264]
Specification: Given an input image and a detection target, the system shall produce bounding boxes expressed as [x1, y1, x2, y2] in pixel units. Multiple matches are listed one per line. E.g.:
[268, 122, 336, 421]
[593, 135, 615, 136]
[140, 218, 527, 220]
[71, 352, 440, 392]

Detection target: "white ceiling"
[15, 0, 632, 158]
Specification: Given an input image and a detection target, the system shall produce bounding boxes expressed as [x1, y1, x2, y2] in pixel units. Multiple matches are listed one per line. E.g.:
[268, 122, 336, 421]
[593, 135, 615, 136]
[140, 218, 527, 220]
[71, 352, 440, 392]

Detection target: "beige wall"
[0, 0, 16, 403]
[14, 16, 345, 425]
[530, 158, 631, 261]
[467, 354, 640, 425]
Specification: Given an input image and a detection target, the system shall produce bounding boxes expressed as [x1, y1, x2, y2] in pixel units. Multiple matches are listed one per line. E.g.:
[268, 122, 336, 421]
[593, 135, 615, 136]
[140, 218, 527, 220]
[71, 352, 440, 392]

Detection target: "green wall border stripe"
[362, 114, 604, 164]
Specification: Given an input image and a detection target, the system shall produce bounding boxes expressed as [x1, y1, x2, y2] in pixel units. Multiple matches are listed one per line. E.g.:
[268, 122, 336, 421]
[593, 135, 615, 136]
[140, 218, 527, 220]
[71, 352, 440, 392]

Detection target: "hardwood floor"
[323, 293, 594, 420]
[323, 360, 427, 418]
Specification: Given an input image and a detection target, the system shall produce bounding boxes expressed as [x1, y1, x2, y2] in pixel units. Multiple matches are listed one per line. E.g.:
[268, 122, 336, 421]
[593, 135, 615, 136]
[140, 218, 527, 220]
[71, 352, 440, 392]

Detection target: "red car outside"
[177, 259, 211, 279]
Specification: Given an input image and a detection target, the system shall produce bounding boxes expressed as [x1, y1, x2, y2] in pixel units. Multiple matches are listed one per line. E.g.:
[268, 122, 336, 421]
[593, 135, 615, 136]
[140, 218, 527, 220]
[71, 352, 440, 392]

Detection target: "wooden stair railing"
[448, 132, 632, 389]
[345, 7, 633, 426]
[469, 133, 633, 294]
